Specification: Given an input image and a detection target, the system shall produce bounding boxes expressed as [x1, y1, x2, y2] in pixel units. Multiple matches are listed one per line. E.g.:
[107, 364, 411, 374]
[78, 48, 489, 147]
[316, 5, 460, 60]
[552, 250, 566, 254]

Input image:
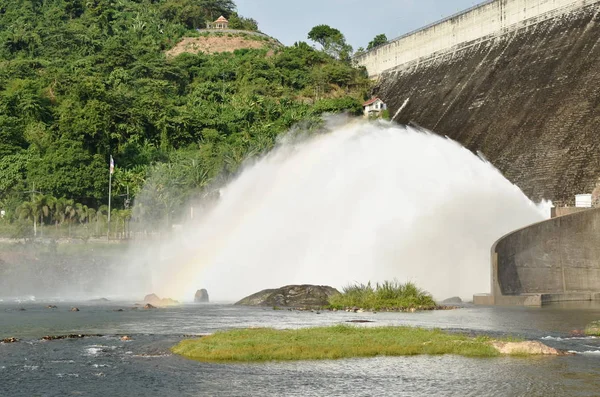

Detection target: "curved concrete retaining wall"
[355, 0, 600, 77]
[480, 208, 600, 305]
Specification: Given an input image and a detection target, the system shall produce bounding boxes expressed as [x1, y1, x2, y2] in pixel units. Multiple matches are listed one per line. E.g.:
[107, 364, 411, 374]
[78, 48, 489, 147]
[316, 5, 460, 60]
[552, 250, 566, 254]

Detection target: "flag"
[110, 156, 114, 175]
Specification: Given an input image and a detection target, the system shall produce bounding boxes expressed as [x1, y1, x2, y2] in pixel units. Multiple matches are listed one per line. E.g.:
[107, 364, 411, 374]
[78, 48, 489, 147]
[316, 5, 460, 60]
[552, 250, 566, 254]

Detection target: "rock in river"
[235, 285, 340, 308]
[143, 293, 179, 307]
[194, 289, 210, 303]
[441, 297, 463, 304]
[491, 341, 567, 355]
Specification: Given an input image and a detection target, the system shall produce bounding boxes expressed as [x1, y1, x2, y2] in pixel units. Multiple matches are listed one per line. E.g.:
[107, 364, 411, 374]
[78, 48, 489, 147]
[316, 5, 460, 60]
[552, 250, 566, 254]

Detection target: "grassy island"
[328, 281, 437, 310]
[172, 325, 503, 362]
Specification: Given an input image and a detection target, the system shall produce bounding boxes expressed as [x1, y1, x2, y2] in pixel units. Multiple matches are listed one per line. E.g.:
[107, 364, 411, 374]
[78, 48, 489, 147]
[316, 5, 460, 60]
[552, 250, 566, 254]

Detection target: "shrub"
[328, 280, 436, 310]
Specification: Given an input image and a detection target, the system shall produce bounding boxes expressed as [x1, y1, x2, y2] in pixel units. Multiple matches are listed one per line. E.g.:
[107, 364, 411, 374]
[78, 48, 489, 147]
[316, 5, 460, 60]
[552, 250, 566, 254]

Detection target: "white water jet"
[392, 98, 409, 121]
[123, 121, 548, 302]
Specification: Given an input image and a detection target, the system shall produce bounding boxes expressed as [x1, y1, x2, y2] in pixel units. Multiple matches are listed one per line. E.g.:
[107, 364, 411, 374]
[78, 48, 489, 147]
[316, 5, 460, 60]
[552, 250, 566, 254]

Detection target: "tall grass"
[172, 325, 500, 362]
[585, 321, 600, 336]
[328, 280, 436, 310]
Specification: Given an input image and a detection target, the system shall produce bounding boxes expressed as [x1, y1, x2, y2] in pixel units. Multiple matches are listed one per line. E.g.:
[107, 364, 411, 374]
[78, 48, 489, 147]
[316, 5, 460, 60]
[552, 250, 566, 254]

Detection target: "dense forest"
[0, 0, 371, 238]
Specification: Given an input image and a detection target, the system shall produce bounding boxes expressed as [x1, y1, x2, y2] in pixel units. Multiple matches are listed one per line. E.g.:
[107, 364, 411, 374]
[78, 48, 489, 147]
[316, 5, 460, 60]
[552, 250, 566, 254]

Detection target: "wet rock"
[346, 320, 374, 323]
[441, 297, 463, 304]
[194, 289, 210, 303]
[143, 303, 156, 309]
[70, 307, 80, 312]
[17, 308, 26, 311]
[143, 293, 161, 306]
[1, 337, 19, 343]
[89, 298, 110, 303]
[159, 298, 179, 307]
[491, 341, 568, 355]
[235, 285, 340, 308]
[46, 305, 57, 309]
[143, 293, 179, 307]
[113, 309, 124, 312]
[41, 334, 101, 341]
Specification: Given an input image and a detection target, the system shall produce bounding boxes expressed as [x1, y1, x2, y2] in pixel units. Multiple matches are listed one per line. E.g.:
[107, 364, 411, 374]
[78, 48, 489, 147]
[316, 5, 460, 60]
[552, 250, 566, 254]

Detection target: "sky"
[235, 0, 485, 49]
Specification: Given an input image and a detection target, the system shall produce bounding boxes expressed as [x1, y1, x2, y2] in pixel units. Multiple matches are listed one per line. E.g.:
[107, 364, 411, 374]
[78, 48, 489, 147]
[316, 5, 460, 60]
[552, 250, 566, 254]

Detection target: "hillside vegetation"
[0, 0, 370, 237]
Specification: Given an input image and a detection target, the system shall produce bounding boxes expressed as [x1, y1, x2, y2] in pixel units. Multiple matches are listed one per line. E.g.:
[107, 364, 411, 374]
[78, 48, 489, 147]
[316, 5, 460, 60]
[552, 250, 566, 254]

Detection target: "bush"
[328, 280, 436, 310]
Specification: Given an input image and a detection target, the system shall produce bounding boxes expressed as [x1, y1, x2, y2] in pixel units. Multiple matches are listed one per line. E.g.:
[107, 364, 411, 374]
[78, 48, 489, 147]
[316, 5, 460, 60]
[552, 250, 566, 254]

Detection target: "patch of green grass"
[328, 280, 436, 310]
[172, 325, 501, 363]
[585, 320, 600, 336]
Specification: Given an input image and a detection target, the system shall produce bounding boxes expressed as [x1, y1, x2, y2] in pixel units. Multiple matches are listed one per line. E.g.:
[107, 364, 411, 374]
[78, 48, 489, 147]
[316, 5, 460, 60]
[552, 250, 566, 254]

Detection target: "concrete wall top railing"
[355, 0, 600, 77]
[487, 207, 600, 305]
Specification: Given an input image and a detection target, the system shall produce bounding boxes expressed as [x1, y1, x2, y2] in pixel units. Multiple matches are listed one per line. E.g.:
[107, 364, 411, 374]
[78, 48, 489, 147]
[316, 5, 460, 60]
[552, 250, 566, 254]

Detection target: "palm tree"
[75, 203, 89, 224]
[87, 207, 97, 229]
[64, 199, 76, 236]
[17, 201, 37, 236]
[53, 197, 68, 228]
[96, 205, 109, 237]
[111, 209, 121, 238]
[119, 209, 132, 239]
[33, 195, 54, 235]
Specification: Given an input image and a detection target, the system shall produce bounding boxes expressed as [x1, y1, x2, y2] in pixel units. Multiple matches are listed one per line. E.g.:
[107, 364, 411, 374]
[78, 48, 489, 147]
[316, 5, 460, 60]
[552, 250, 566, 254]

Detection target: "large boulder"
[491, 341, 566, 355]
[143, 293, 162, 306]
[194, 289, 209, 303]
[441, 296, 463, 304]
[235, 285, 340, 308]
[143, 293, 179, 307]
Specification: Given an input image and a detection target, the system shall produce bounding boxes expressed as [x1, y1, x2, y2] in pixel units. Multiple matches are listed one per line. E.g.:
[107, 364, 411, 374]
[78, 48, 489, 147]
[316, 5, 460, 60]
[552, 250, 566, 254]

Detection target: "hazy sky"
[235, 0, 484, 49]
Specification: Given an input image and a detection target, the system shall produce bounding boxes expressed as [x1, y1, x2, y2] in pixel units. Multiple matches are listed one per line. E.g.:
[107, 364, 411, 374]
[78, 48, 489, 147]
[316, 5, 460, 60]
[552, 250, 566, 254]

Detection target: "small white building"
[207, 16, 229, 30]
[576, 194, 593, 208]
[363, 97, 387, 117]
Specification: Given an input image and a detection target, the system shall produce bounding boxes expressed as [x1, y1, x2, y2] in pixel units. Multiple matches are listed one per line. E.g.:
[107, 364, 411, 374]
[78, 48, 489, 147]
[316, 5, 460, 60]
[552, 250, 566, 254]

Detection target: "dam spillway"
[356, 0, 600, 205]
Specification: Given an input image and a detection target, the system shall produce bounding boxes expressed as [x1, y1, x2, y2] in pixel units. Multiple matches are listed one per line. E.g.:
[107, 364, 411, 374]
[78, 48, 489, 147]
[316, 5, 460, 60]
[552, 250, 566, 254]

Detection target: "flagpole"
[107, 156, 112, 240]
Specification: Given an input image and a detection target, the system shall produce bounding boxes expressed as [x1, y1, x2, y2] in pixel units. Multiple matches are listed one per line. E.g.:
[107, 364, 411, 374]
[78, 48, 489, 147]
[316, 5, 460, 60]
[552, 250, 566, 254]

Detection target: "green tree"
[17, 201, 37, 236]
[63, 199, 77, 237]
[307, 25, 353, 61]
[32, 194, 54, 233]
[0, 0, 372, 237]
[53, 197, 69, 228]
[367, 34, 388, 50]
[228, 12, 258, 31]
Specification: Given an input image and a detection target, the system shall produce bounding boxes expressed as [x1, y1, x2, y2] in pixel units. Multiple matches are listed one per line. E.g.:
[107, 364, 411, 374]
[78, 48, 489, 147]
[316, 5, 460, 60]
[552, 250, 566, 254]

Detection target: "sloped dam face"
[371, 2, 600, 205]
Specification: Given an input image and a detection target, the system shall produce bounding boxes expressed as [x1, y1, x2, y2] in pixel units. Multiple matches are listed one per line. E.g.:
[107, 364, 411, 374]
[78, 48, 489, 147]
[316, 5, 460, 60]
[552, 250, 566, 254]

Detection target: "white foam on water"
[570, 350, 600, 355]
[85, 345, 115, 356]
[121, 121, 548, 302]
[542, 336, 598, 341]
[86, 347, 102, 356]
[56, 373, 79, 378]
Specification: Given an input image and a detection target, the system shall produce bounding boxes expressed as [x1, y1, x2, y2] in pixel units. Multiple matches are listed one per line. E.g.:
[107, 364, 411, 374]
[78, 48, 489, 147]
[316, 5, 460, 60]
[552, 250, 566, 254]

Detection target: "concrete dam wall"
[361, 0, 600, 204]
[356, 0, 599, 78]
[485, 208, 600, 305]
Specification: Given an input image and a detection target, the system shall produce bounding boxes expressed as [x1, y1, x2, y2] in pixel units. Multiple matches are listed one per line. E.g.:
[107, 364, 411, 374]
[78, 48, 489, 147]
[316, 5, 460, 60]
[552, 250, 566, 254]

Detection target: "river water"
[1, 301, 600, 396]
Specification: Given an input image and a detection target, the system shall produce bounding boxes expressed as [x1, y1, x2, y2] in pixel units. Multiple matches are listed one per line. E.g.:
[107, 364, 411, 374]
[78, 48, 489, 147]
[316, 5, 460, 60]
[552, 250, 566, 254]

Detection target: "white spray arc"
[135, 121, 547, 302]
